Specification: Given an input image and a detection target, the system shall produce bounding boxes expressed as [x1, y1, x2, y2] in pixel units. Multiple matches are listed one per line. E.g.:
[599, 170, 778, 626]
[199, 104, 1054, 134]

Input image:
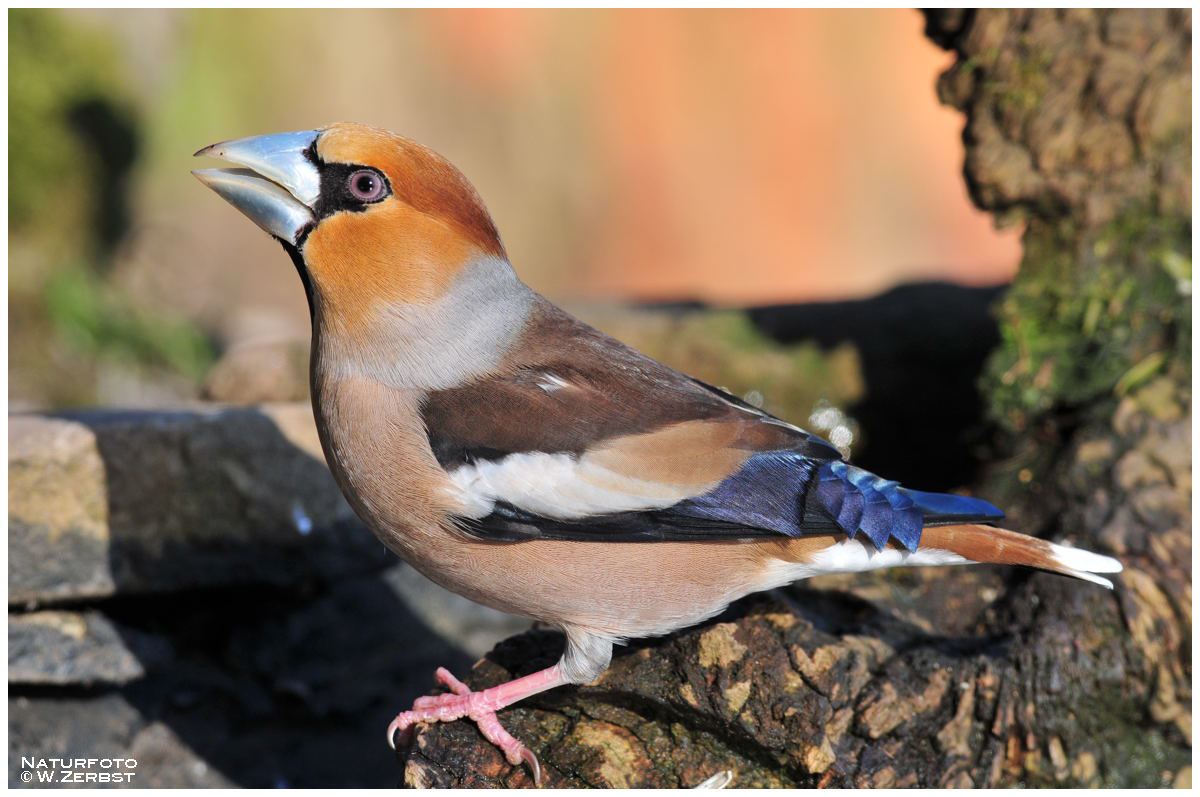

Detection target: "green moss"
[1038, 689, 1191, 788]
[985, 47, 1052, 118]
[984, 208, 1191, 434]
[955, 46, 1002, 79]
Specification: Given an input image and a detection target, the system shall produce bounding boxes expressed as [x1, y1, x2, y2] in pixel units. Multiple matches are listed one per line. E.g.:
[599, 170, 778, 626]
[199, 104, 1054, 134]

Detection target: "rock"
[8, 610, 172, 686]
[203, 339, 310, 404]
[8, 564, 512, 788]
[8, 692, 236, 788]
[7, 400, 541, 787]
[8, 404, 389, 605]
[9, 414, 111, 602]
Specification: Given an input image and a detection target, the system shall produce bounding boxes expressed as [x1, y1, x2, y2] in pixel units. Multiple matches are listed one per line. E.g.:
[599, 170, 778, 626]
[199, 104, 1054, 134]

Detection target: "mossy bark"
[402, 10, 1190, 787]
[927, 9, 1192, 784]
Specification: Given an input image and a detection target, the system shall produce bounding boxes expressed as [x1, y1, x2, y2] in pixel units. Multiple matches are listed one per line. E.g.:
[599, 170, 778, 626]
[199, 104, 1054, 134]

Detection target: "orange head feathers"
[194, 123, 506, 322]
[315, 123, 504, 259]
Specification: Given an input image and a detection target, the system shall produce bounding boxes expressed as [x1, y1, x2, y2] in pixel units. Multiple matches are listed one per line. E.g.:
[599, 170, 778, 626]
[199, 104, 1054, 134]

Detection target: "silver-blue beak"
[192, 129, 321, 244]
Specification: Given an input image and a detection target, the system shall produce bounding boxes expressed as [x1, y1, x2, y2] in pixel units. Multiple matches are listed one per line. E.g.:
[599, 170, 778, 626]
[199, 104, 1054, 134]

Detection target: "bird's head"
[195, 123, 533, 388]
[194, 123, 507, 326]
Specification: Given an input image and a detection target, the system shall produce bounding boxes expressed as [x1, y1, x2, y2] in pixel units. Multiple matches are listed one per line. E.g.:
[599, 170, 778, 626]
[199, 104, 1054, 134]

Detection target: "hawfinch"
[194, 123, 1122, 783]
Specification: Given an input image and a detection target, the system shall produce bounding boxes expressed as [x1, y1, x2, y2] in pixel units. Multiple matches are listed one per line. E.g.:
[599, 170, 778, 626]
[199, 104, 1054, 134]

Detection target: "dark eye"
[346, 169, 386, 202]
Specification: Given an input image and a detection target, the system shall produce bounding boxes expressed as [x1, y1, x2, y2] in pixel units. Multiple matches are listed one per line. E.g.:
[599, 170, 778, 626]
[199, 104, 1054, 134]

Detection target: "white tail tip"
[1049, 541, 1123, 589]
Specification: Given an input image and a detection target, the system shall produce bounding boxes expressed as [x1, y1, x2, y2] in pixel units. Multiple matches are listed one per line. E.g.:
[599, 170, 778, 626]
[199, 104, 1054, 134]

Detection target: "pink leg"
[388, 664, 568, 785]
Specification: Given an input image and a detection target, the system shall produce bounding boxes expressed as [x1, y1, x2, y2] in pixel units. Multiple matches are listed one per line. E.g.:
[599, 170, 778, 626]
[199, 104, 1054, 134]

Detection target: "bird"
[194, 122, 1123, 784]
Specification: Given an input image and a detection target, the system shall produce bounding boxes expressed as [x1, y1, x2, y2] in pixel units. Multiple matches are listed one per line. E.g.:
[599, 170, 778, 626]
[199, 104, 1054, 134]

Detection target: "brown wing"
[422, 298, 840, 470]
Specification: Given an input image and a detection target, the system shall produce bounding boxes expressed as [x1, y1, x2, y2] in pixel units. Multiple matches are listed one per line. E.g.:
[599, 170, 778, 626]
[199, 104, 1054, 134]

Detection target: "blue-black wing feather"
[464, 451, 1004, 550]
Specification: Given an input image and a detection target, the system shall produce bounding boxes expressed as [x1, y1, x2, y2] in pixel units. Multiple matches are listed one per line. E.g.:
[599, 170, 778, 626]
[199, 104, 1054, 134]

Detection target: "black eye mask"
[304, 143, 392, 220]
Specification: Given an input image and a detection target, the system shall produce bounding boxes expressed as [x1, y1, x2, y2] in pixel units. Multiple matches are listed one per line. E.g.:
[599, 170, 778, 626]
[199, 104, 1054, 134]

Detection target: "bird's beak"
[192, 129, 322, 245]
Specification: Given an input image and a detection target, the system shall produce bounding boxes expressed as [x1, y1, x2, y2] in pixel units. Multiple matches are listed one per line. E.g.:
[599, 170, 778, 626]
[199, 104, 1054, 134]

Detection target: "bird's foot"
[388, 666, 542, 785]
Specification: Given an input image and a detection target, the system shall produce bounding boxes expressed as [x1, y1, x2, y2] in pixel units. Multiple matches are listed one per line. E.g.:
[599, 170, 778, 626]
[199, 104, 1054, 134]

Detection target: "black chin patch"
[279, 239, 315, 318]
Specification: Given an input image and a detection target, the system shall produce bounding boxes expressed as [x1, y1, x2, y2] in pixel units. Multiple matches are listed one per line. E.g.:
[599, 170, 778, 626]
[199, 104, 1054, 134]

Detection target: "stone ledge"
[9, 404, 389, 606]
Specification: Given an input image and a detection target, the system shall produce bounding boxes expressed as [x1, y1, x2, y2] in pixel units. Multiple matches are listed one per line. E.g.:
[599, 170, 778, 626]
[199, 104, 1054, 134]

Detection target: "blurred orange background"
[437, 7, 1022, 303]
[137, 8, 1019, 312]
[13, 8, 1021, 407]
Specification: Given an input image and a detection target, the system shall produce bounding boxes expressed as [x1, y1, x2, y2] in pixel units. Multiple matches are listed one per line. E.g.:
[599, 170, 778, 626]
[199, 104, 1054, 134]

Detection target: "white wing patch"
[446, 451, 709, 520]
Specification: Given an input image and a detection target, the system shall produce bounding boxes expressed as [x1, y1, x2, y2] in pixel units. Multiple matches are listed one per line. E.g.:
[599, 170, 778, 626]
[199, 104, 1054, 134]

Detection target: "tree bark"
[402, 10, 1191, 787]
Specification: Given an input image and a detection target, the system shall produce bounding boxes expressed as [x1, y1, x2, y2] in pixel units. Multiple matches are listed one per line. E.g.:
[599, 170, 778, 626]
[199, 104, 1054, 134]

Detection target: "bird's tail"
[918, 523, 1123, 589]
[801, 461, 1121, 587]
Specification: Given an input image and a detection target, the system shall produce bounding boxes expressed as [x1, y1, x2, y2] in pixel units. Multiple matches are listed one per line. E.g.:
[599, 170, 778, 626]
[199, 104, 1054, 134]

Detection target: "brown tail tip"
[921, 524, 1123, 589]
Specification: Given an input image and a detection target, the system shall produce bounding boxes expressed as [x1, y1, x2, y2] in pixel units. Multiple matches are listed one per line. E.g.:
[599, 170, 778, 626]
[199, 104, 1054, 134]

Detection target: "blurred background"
[10, 8, 1035, 788]
[10, 7, 1019, 412]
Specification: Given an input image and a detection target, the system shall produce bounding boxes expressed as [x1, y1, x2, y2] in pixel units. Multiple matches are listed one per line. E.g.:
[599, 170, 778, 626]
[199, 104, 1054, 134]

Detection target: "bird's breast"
[309, 372, 468, 561]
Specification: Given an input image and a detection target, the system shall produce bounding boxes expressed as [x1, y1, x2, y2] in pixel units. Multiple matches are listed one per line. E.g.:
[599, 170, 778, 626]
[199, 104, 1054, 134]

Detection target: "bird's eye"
[346, 169, 387, 202]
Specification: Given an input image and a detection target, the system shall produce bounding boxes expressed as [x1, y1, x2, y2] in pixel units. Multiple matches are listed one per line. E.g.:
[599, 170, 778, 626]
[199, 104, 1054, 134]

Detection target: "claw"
[520, 746, 543, 786]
